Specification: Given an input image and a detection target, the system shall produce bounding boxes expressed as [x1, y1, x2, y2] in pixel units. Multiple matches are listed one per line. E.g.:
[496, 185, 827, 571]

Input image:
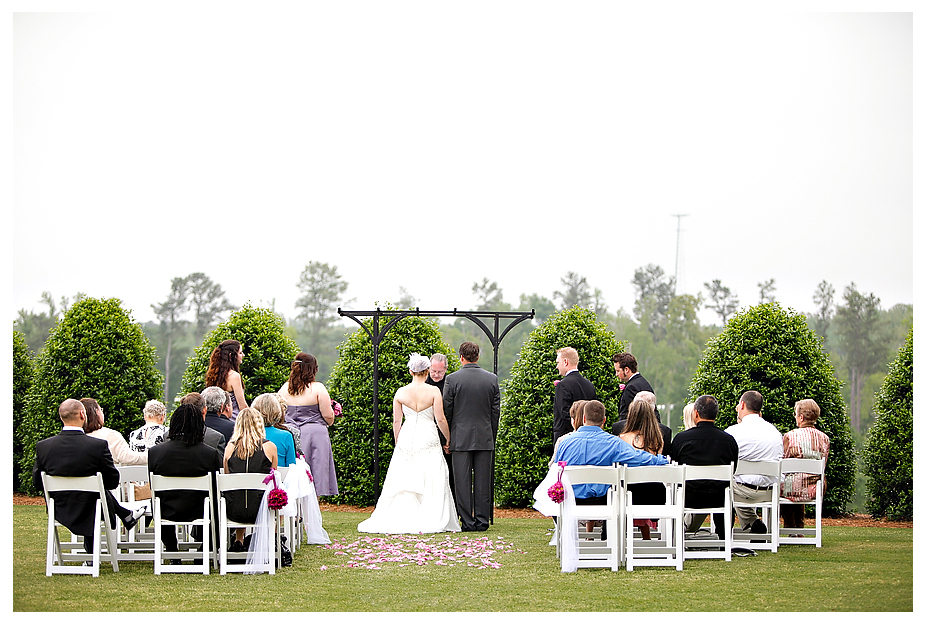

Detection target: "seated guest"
[34, 399, 145, 554]
[223, 407, 278, 550]
[725, 390, 783, 534]
[555, 400, 668, 502]
[81, 397, 148, 466]
[682, 402, 697, 430]
[619, 398, 666, 540]
[202, 386, 235, 442]
[780, 399, 830, 533]
[613, 391, 673, 455]
[129, 399, 168, 452]
[668, 395, 739, 536]
[147, 403, 224, 557]
[253, 393, 297, 468]
[180, 392, 227, 454]
[550, 399, 588, 464]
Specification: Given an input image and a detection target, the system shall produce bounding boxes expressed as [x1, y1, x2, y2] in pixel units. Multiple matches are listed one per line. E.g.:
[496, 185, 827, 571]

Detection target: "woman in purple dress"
[278, 352, 338, 496]
[206, 339, 248, 419]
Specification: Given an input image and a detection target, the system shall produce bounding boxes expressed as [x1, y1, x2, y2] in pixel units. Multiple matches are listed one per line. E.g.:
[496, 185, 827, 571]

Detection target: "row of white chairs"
[41, 466, 301, 576]
[557, 458, 826, 572]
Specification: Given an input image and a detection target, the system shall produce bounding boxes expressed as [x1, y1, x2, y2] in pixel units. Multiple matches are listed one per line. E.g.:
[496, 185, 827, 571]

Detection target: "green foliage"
[687, 302, 856, 514]
[495, 307, 624, 507]
[17, 298, 163, 494]
[180, 303, 301, 402]
[326, 312, 457, 506]
[863, 330, 913, 520]
[13, 331, 35, 492]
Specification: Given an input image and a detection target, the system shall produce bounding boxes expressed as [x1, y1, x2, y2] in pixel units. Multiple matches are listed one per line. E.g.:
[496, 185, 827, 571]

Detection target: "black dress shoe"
[122, 507, 146, 531]
[750, 519, 768, 534]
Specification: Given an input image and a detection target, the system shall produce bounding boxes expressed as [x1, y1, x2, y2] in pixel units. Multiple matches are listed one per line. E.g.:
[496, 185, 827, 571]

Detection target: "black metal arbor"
[338, 308, 535, 505]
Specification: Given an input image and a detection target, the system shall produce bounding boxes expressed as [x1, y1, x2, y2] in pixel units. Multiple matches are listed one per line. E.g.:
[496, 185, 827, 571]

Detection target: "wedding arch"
[338, 308, 536, 504]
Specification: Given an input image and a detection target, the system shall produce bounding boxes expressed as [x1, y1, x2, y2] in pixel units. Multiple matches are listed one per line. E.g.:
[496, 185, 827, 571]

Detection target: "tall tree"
[812, 280, 836, 342]
[833, 283, 891, 432]
[554, 272, 593, 310]
[185, 272, 235, 338]
[518, 293, 556, 325]
[152, 277, 191, 403]
[14, 291, 85, 354]
[702, 279, 739, 325]
[758, 278, 777, 303]
[295, 262, 351, 342]
[631, 264, 675, 339]
[472, 278, 506, 311]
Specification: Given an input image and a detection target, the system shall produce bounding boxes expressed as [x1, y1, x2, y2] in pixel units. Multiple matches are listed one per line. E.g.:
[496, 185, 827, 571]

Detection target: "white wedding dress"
[357, 404, 460, 534]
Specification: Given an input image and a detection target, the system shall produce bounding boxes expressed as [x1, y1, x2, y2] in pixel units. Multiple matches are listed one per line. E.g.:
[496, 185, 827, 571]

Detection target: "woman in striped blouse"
[780, 399, 830, 532]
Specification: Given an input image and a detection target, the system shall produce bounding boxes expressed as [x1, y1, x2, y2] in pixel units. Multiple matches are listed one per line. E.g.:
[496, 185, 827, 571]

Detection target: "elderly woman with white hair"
[129, 400, 169, 453]
[357, 353, 460, 534]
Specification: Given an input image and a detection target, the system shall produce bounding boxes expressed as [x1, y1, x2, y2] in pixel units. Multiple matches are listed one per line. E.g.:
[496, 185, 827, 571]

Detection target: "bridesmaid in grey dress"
[278, 352, 338, 496]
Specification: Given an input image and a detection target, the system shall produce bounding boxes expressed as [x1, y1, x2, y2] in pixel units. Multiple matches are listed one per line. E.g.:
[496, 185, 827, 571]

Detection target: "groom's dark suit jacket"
[553, 370, 598, 444]
[443, 363, 500, 451]
[612, 372, 660, 434]
[33, 429, 122, 536]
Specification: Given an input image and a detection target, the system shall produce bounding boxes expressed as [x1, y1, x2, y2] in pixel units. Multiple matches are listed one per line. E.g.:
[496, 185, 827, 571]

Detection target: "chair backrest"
[624, 464, 685, 487]
[683, 463, 733, 482]
[118, 465, 149, 484]
[561, 465, 621, 488]
[149, 473, 213, 493]
[780, 458, 825, 475]
[41, 472, 114, 533]
[735, 460, 781, 481]
[216, 472, 273, 493]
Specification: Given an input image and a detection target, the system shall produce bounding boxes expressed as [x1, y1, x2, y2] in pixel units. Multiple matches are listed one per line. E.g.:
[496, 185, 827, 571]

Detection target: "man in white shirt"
[725, 390, 783, 534]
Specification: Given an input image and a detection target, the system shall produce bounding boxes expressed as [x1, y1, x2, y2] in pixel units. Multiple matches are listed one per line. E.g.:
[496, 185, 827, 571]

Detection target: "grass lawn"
[13, 504, 913, 612]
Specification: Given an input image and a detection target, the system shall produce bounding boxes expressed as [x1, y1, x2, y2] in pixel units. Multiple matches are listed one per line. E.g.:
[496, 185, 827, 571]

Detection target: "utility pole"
[671, 214, 688, 294]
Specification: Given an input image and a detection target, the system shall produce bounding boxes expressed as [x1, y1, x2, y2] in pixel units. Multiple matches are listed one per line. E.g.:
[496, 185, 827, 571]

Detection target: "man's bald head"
[58, 399, 86, 427]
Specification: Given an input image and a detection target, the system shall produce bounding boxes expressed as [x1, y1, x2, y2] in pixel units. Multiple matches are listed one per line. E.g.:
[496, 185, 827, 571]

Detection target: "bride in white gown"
[358, 354, 461, 534]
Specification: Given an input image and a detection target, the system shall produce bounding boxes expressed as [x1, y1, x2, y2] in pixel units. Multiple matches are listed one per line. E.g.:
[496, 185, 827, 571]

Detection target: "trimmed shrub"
[13, 331, 35, 492]
[864, 330, 913, 520]
[687, 302, 855, 514]
[17, 298, 163, 494]
[495, 307, 624, 507]
[326, 313, 456, 506]
[180, 303, 301, 402]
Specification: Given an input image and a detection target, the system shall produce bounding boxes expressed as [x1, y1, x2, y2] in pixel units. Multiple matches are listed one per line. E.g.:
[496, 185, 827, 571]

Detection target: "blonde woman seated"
[682, 402, 697, 430]
[223, 407, 278, 551]
[619, 398, 665, 540]
[550, 400, 588, 464]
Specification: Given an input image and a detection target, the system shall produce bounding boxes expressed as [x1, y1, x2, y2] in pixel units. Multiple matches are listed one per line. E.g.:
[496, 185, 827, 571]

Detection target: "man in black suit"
[553, 347, 598, 446]
[612, 352, 660, 434]
[202, 386, 235, 442]
[443, 342, 500, 532]
[147, 403, 224, 554]
[668, 394, 739, 536]
[33, 399, 144, 553]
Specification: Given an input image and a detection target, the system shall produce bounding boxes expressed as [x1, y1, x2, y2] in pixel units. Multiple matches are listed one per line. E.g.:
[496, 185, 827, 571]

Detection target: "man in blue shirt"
[555, 400, 669, 501]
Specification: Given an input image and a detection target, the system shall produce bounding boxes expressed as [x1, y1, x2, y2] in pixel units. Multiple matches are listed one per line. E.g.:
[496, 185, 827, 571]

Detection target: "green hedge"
[17, 298, 163, 494]
[687, 302, 855, 514]
[864, 330, 913, 520]
[326, 313, 456, 506]
[13, 331, 35, 492]
[495, 307, 624, 507]
[180, 303, 301, 403]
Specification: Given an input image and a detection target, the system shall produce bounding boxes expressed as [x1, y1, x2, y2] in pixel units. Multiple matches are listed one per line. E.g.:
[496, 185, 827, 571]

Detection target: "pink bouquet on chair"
[548, 461, 568, 504]
[263, 471, 288, 510]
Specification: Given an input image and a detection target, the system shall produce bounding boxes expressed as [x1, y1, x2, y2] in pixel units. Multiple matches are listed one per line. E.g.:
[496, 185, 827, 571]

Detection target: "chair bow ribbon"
[263, 470, 288, 510]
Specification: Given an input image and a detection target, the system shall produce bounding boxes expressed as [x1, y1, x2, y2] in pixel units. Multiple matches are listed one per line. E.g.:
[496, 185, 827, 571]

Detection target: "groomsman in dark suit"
[33, 399, 144, 553]
[553, 347, 598, 446]
[611, 352, 660, 434]
[443, 342, 500, 532]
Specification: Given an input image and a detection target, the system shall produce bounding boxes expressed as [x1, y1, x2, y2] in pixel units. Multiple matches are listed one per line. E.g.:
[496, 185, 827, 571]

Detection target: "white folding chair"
[624, 464, 685, 571]
[217, 473, 278, 575]
[114, 465, 155, 560]
[682, 463, 733, 561]
[557, 465, 623, 571]
[41, 472, 120, 576]
[150, 473, 214, 574]
[779, 458, 825, 547]
[731, 460, 780, 552]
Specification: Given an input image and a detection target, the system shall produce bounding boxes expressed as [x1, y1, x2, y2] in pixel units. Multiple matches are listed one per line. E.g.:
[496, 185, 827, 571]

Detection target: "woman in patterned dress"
[780, 399, 830, 532]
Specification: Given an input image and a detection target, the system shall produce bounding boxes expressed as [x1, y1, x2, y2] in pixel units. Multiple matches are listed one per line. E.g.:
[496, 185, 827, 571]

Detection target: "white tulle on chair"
[281, 456, 330, 545]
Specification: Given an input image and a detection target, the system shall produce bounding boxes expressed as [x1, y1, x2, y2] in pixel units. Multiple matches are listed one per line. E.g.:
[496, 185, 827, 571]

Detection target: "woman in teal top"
[253, 393, 297, 467]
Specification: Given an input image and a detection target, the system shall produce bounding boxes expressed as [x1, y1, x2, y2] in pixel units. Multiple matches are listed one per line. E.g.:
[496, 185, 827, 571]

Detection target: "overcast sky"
[8, 2, 916, 331]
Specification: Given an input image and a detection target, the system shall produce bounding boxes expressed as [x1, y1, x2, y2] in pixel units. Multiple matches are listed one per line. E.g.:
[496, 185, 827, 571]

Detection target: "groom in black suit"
[553, 347, 598, 446]
[33, 399, 143, 552]
[611, 352, 660, 434]
[443, 342, 500, 532]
